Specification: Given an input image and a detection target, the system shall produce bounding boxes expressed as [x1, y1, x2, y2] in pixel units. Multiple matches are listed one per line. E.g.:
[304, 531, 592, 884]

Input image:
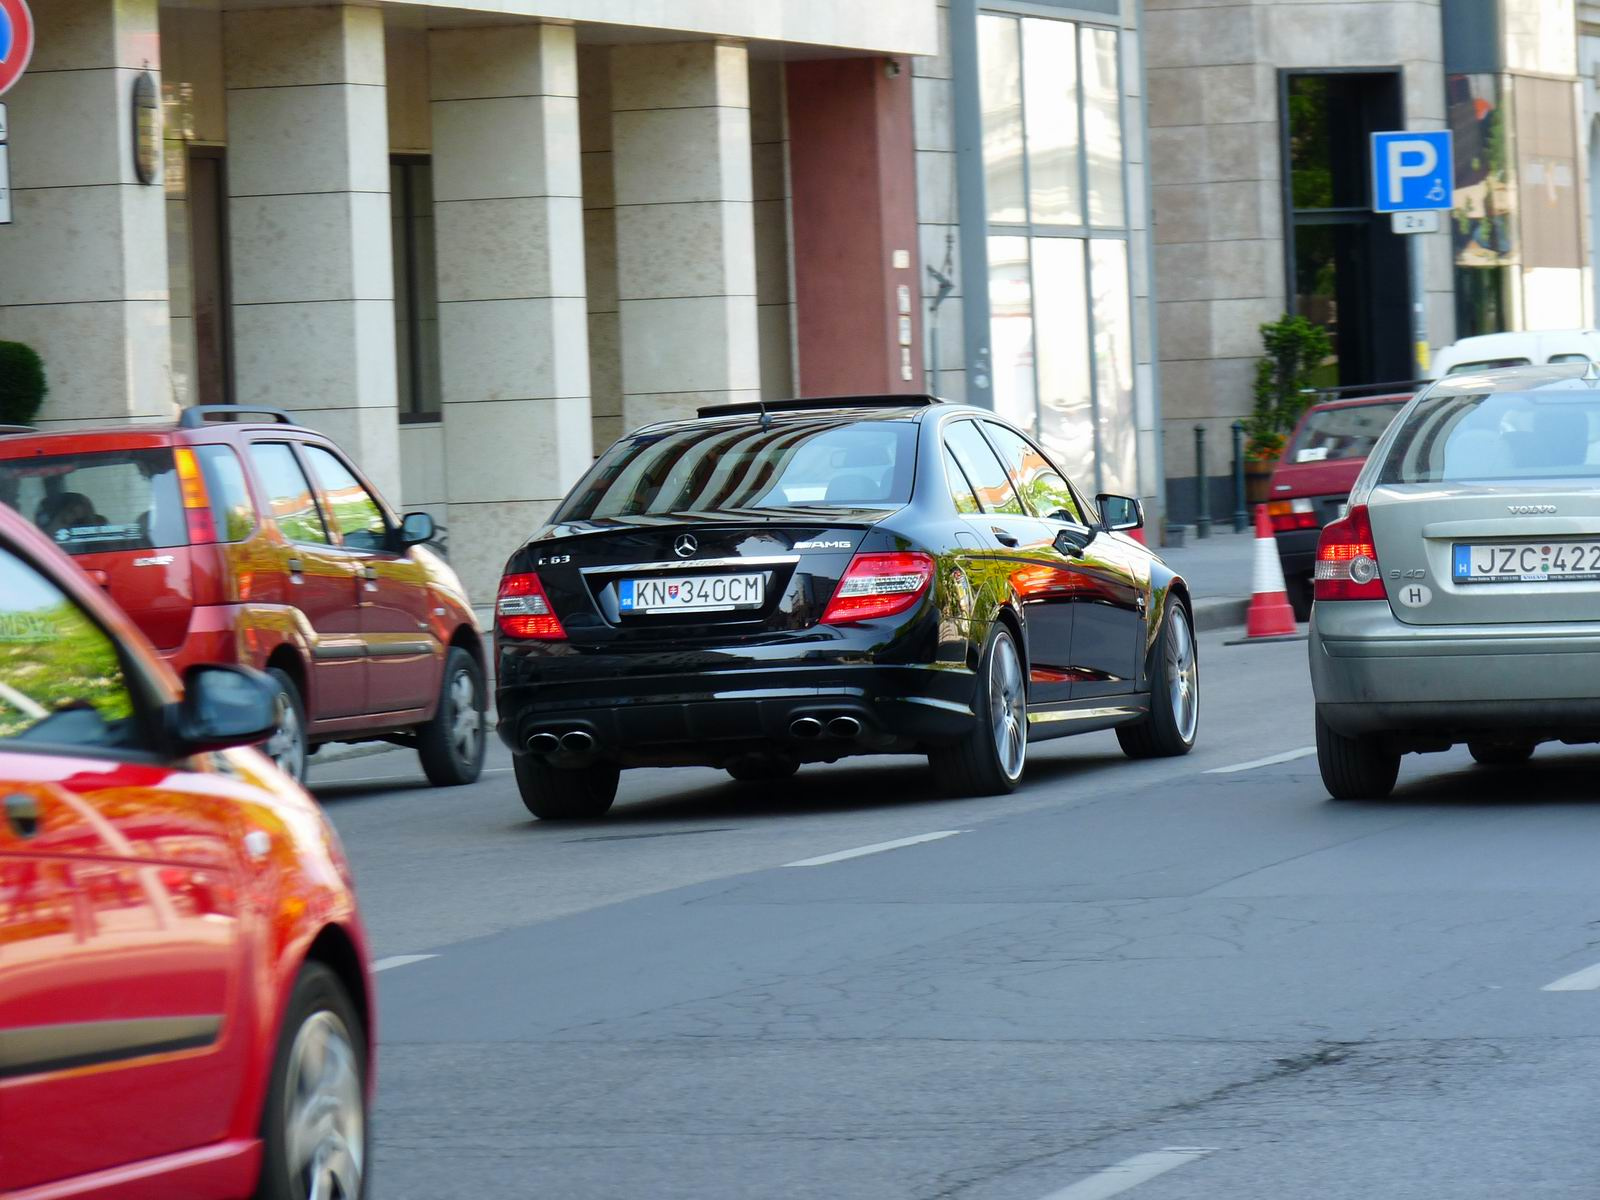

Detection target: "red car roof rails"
[177, 404, 297, 428]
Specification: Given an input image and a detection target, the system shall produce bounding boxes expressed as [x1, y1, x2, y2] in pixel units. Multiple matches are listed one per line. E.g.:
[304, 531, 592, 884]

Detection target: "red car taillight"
[497, 572, 566, 639]
[1267, 497, 1319, 532]
[173, 446, 218, 543]
[820, 552, 934, 624]
[1314, 504, 1386, 601]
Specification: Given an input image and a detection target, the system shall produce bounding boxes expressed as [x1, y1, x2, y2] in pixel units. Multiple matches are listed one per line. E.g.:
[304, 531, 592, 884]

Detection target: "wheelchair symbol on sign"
[1426, 179, 1446, 203]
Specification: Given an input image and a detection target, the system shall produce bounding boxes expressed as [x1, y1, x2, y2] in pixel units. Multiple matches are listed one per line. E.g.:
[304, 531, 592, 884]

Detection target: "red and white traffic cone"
[1244, 503, 1298, 638]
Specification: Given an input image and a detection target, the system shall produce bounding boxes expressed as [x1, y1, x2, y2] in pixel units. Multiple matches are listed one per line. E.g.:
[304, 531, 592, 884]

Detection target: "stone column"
[0, 0, 172, 424]
[611, 43, 759, 426]
[430, 23, 591, 610]
[224, 6, 400, 500]
[579, 45, 622, 451]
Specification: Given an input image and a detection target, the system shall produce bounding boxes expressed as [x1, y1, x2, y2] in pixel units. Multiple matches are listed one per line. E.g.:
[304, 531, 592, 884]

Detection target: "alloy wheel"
[1167, 605, 1199, 744]
[267, 690, 305, 782]
[284, 1010, 364, 1200]
[989, 633, 1027, 781]
[446, 669, 481, 763]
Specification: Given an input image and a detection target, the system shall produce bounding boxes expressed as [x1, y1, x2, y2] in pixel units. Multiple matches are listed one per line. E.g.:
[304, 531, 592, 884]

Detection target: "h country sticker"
[0, 0, 36, 99]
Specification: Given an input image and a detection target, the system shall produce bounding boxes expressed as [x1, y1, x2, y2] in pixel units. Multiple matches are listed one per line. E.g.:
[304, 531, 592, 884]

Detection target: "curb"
[1191, 596, 1249, 633]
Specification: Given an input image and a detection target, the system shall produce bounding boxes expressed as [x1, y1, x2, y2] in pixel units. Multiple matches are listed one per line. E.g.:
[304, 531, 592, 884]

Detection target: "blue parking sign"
[1371, 130, 1453, 213]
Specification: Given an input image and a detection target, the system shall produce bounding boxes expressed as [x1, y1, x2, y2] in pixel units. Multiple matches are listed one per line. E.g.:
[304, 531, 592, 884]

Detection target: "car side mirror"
[399, 511, 435, 547]
[172, 664, 278, 757]
[1097, 493, 1144, 532]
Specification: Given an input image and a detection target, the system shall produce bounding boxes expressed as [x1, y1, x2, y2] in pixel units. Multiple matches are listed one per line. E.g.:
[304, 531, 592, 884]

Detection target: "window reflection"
[1091, 239, 1136, 495]
[1023, 19, 1081, 226]
[979, 16, 1026, 225]
[1033, 237, 1093, 486]
[1082, 28, 1124, 227]
[988, 236, 1036, 434]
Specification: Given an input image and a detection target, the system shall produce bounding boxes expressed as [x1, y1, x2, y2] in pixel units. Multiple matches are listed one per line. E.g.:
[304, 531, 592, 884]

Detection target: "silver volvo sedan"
[1310, 363, 1600, 798]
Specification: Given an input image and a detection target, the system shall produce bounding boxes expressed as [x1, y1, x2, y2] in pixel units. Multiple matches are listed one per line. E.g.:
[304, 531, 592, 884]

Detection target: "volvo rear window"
[1378, 389, 1600, 483]
[0, 449, 187, 555]
[557, 419, 919, 520]
[1288, 401, 1407, 463]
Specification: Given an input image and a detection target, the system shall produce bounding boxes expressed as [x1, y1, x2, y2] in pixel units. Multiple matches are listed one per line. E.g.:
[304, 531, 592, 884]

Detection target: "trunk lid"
[1367, 482, 1600, 625]
[525, 510, 892, 642]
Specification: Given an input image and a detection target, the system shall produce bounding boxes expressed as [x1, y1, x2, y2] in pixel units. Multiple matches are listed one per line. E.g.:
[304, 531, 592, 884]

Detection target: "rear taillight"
[820, 551, 934, 624]
[173, 446, 217, 543]
[1267, 497, 1319, 532]
[1314, 504, 1385, 601]
[497, 572, 566, 639]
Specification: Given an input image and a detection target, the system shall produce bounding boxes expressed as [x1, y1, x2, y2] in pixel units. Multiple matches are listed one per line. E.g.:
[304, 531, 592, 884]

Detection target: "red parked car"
[0, 502, 372, 1199]
[0, 406, 486, 786]
[1266, 386, 1415, 619]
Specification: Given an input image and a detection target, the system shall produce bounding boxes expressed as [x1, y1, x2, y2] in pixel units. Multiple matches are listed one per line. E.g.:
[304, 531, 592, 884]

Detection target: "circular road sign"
[0, 0, 36, 99]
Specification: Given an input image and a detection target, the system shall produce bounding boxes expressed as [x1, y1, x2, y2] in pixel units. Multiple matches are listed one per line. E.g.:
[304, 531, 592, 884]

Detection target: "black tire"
[257, 962, 369, 1200]
[1289, 576, 1314, 623]
[514, 754, 620, 820]
[930, 624, 1026, 797]
[417, 647, 486, 787]
[1468, 741, 1534, 767]
[1117, 601, 1200, 759]
[264, 667, 309, 785]
[1316, 709, 1400, 800]
[726, 756, 799, 783]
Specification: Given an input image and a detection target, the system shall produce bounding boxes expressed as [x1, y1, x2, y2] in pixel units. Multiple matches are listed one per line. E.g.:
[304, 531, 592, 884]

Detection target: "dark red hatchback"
[0, 406, 486, 785]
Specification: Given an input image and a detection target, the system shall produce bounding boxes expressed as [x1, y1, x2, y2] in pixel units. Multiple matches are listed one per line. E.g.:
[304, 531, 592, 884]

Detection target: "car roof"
[1424, 361, 1594, 397]
[637, 396, 984, 437]
[1304, 392, 1416, 413]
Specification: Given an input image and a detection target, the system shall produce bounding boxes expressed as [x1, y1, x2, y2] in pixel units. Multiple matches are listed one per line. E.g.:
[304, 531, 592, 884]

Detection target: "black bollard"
[1231, 420, 1248, 533]
[1194, 424, 1211, 539]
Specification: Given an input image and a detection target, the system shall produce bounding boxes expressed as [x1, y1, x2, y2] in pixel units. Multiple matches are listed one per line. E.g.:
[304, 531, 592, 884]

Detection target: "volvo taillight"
[173, 446, 218, 544]
[497, 572, 566, 639]
[820, 552, 934, 624]
[1314, 504, 1386, 601]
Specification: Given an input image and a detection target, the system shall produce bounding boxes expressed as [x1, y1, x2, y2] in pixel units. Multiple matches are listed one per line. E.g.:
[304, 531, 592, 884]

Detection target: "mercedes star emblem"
[673, 534, 698, 558]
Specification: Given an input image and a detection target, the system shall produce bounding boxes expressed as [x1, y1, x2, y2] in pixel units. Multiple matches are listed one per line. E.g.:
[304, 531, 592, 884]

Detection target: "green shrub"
[0, 342, 47, 427]
[1245, 315, 1331, 460]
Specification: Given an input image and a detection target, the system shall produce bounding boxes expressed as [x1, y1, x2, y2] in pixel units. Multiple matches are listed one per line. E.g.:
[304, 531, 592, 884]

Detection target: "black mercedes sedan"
[494, 396, 1199, 819]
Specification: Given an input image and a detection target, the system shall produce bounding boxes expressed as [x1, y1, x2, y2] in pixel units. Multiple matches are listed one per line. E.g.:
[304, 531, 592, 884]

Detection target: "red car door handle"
[4, 793, 39, 839]
[287, 557, 304, 578]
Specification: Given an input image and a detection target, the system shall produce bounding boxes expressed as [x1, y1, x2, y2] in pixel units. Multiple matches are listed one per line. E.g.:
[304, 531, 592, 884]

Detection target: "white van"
[1429, 329, 1600, 378]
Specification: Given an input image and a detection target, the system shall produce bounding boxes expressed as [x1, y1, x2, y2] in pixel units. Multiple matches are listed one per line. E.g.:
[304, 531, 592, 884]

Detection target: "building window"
[391, 157, 442, 423]
[188, 146, 233, 406]
[1282, 72, 1410, 386]
[977, 12, 1133, 495]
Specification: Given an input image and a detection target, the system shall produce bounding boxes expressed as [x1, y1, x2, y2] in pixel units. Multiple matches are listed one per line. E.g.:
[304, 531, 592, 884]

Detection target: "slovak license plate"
[618, 573, 765, 613]
[1452, 541, 1600, 584]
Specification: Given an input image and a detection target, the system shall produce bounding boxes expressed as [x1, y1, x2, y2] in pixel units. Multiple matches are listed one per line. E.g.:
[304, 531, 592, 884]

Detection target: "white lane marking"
[1542, 961, 1600, 991]
[784, 830, 966, 868]
[1038, 1147, 1216, 1200]
[372, 954, 438, 973]
[1205, 747, 1316, 774]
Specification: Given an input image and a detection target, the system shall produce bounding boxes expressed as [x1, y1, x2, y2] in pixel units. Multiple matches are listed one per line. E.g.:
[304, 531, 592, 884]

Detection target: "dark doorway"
[1282, 71, 1411, 387]
[188, 146, 232, 406]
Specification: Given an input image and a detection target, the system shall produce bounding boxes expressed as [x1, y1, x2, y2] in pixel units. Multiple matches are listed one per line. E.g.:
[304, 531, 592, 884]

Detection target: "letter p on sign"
[1371, 130, 1453, 213]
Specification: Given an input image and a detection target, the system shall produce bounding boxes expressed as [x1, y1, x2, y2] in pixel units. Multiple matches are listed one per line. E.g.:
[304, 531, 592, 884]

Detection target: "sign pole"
[1408, 229, 1428, 377]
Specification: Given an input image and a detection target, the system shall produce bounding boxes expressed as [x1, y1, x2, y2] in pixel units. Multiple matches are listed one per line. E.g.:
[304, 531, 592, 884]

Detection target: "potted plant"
[0, 341, 47, 428]
[1243, 315, 1331, 503]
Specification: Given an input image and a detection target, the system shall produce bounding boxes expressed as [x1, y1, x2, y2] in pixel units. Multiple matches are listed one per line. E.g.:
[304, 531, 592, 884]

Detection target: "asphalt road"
[311, 630, 1600, 1199]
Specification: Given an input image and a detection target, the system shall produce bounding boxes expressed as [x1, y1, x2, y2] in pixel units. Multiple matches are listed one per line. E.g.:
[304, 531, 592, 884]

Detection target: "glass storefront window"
[1081, 28, 1125, 228]
[1090, 239, 1136, 496]
[979, 16, 1026, 226]
[1032, 237, 1093, 486]
[988, 236, 1036, 432]
[1022, 19, 1081, 227]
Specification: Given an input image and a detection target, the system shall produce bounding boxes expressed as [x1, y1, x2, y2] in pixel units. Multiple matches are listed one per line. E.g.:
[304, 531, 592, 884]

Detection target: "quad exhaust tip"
[790, 716, 824, 739]
[526, 731, 561, 754]
[827, 716, 861, 739]
[559, 729, 595, 753]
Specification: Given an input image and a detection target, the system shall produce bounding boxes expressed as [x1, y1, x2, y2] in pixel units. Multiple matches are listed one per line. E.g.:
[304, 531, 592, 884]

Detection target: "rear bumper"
[496, 661, 979, 764]
[1310, 600, 1600, 737]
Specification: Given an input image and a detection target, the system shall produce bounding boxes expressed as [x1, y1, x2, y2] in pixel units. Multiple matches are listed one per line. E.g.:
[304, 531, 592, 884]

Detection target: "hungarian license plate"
[1453, 541, 1600, 584]
[618, 573, 765, 613]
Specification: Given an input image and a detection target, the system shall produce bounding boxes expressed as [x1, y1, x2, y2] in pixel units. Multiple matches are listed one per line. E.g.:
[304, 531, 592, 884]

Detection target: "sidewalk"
[1153, 526, 1257, 631]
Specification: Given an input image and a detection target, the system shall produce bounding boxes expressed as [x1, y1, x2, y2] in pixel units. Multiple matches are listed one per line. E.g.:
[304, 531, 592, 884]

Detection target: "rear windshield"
[1287, 401, 1407, 464]
[557, 419, 919, 520]
[0, 449, 187, 554]
[1445, 357, 1530, 375]
[1378, 389, 1600, 484]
